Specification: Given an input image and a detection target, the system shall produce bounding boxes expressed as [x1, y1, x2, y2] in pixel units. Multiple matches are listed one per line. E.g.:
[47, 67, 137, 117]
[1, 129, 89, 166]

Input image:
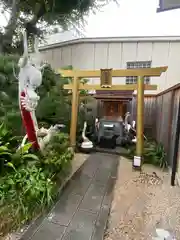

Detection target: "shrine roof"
[95, 90, 134, 96]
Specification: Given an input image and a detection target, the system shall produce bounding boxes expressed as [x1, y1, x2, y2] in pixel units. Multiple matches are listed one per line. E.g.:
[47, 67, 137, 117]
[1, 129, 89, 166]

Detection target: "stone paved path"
[21, 153, 118, 240]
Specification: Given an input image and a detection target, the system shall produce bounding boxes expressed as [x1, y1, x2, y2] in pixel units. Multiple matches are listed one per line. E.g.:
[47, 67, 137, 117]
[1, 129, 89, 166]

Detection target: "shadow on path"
[21, 152, 119, 240]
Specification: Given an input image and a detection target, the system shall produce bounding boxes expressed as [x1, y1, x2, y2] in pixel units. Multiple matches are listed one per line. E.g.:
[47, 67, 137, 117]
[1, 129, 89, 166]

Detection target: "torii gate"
[58, 66, 168, 167]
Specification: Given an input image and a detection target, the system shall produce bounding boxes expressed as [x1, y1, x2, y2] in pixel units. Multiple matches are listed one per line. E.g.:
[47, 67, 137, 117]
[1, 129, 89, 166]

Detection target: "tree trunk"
[25, 3, 46, 38]
[0, 0, 20, 53]
[0, 1, 46, 53]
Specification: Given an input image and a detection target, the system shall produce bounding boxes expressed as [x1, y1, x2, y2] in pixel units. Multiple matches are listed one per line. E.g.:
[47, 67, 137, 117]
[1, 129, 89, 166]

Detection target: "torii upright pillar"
[134, 76, 145, 168]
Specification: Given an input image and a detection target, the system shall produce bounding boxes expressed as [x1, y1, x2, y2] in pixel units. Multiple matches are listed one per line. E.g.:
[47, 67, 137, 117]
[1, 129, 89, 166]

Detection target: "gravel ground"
[104, 157, 180, 240]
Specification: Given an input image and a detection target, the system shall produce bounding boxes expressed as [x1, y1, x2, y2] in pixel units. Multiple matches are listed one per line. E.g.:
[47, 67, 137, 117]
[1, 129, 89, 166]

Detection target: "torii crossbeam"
[58, 66, 168, 169]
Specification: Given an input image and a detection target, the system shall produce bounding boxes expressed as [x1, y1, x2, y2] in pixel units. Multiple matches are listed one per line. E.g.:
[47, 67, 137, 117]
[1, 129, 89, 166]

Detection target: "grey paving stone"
[79, 160, 99, 177]
[92, 167, 111, 186]
[20, 215, 46, 240]
[110, 158, 119, 178]
[79, 183, 106, 213]
[62, 210, 98, 240]
[30, 220, 66, 240]
[92, 204, 110, 240]
[102, 176, 117, 207]
[63, 173, 92, 196]
[48, 193, 83, 226]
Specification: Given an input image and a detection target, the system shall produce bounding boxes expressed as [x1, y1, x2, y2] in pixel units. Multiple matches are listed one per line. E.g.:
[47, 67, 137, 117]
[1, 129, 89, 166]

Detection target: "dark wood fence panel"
[159, 91, 173, 154]
[168, 89, 180, 166]
[144, 97, 156, 126]
[130, 86, 180, 167]
[155, 95, 163, 141]
[131, 96, 156, 126]
[97, 100, 104, 118]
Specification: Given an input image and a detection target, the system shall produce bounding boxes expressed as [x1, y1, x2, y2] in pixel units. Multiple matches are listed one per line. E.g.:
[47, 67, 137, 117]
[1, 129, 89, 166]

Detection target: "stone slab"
[79, 183, 106, 213]
[48, 193, 83, 226]
[62, 210, 98, 240]
[29, 220, 66, 240]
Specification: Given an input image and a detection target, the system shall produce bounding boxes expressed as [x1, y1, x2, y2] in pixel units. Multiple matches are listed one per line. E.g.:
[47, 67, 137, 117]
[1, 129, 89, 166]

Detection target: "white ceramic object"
[81, 141, 93, 149]
[152, 228, 176, 240]
[81, 121, 93, 149]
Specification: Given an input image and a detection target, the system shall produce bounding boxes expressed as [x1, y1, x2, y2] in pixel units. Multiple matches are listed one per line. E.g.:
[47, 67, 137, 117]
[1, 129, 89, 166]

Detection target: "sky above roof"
[85, 0, 180, 37]
[1, 0, 180, 39]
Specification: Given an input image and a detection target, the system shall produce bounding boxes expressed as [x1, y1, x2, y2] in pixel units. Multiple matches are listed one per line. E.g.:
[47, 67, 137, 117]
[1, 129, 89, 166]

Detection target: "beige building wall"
[39, 36, 180, 94]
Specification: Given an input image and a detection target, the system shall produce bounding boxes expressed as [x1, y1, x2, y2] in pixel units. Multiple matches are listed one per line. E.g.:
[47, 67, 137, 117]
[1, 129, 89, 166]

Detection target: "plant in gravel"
[143, 141, 167, 169]
[125, 141, 167, 169]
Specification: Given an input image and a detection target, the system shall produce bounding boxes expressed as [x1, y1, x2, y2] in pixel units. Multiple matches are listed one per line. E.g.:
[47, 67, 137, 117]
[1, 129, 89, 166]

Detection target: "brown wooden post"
[70, 76, 79, 147]
[133, 76, 144, 169]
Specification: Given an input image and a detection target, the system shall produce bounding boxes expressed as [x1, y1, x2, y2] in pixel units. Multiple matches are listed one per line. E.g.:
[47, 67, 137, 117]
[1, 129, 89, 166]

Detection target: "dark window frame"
[126, 61, 151, 84]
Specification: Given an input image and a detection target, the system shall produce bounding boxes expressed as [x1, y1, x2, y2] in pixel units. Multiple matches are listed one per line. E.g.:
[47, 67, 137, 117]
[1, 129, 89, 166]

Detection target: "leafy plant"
[0, 165, 56, 235]
[143, 141, 167, 169]
[0, 124, 39, 174]
[0, 123, 20, 149]
[125, 141, 167, 169]
[0, 129, 74, 236]
[41, 133, 74, 177]
[11, 143, 40, 168]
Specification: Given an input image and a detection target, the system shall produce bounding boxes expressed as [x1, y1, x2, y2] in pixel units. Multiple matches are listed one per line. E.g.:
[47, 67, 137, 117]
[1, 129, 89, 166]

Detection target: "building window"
[126, 61, 151, 84]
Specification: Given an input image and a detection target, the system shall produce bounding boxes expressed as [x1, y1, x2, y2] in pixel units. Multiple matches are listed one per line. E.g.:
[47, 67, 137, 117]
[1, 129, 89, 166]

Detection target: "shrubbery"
[0, 123, 73, 237]
[0, 55, 78, 237]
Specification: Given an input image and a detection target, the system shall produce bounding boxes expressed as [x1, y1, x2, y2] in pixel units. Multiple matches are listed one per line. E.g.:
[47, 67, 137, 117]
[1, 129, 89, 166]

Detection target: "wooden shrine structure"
[58, 66, 168, 166]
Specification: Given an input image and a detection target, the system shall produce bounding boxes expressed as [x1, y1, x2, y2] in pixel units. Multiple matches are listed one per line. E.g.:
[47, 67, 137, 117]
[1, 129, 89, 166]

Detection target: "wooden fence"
[132, 84, 180, 166]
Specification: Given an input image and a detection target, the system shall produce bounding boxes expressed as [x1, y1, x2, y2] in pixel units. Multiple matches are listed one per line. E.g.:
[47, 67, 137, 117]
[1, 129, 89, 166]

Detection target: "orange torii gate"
[58, 66, 168, 168]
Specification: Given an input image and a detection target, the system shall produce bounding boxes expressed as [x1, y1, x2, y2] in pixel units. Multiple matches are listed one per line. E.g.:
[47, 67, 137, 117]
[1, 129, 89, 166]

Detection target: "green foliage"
[0, 165, 56, 235]
[0, 123, 20, 149]
[143, 141, 167, 169]
[0, 55, 23, 136]
[37, 64, 90, 135]
[126, 141, 167, 169]
[36, 65, 72, 132]
[0, 123, 74, 236]
[41, 133, 74, 177]
[0, 142, 39, 175]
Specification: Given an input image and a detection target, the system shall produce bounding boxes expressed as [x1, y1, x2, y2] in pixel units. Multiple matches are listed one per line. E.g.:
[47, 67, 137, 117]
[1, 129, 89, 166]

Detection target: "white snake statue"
[18, 31, 63, 151]
[81, 121, 93, 149]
